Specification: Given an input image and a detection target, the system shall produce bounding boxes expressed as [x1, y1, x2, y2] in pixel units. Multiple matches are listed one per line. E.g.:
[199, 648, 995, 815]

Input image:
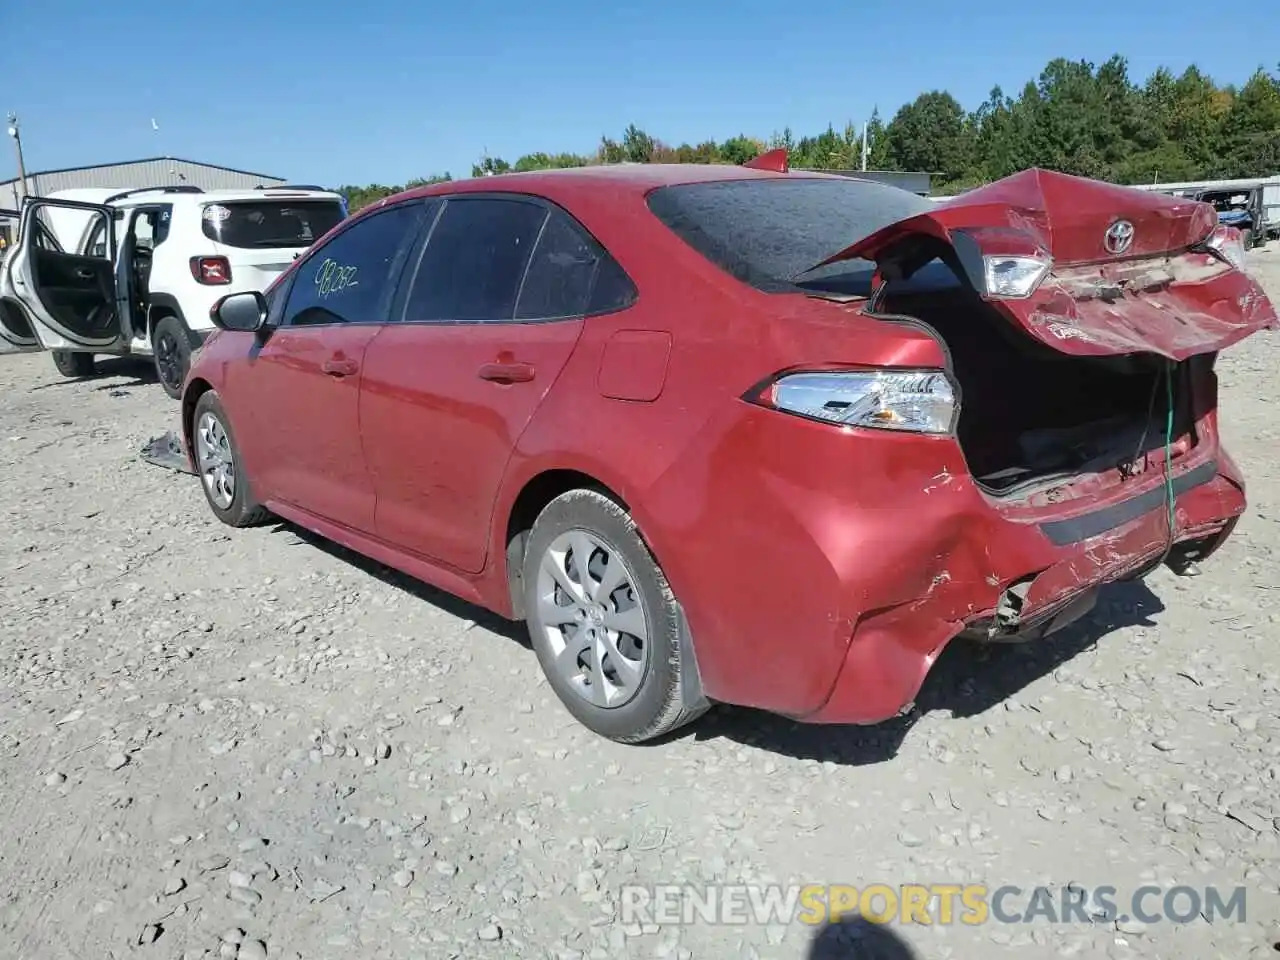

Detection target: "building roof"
[0, 155, 282, 186]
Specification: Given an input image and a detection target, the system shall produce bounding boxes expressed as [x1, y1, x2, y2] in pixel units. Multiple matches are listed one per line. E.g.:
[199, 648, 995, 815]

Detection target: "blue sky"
[8, 0, 1278, 187]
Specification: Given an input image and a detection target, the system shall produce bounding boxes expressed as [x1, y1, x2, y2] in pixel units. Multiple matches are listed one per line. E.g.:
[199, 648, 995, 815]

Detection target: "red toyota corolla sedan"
[181, 157, 1276, 743]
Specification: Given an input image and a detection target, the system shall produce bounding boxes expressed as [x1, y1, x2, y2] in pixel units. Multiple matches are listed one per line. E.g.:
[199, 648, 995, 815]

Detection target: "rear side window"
[202, 200, 346, 250]
[646, 177, 933, 291]
[514, 211, 601, 320]
[281, 203, 423, 327]
[404, 198, 547, 322]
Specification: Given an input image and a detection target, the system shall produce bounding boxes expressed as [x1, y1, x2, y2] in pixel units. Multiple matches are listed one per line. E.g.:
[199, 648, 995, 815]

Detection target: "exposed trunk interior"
[879, 284, 1197, 496]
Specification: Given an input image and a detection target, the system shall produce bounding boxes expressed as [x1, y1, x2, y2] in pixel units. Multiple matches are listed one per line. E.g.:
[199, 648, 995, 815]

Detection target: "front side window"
[403, 198, 547, 322]
[202, 199, 346, 250]
[281, 203, 424, 327]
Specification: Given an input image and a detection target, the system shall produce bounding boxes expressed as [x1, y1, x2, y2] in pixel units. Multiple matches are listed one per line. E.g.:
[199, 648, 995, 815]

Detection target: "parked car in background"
[179, 160, 1275, 743]
[1133, 176, 1280, 249]
[0, 184, 348, 397]
[1196, 186, 1269, 249]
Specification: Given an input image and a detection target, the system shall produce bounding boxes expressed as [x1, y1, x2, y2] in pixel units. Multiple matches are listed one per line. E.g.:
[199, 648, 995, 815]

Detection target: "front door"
[222, 200, 427, 531]
[361, 197, 600, 574]
[6, 198, 131, 352]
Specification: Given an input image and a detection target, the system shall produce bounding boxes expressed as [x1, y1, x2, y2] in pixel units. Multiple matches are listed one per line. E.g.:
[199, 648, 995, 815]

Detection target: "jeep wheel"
[51, 350, 96, 379]
[153, 316, 192, 400]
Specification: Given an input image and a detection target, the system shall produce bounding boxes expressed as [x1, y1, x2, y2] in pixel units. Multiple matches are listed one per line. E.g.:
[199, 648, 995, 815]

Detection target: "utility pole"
[860, 122, 869, 172]
[7, 113, 29, 201]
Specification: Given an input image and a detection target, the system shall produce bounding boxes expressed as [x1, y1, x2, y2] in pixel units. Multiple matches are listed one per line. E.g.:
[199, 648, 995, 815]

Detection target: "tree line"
[336, 56, 1280, 212]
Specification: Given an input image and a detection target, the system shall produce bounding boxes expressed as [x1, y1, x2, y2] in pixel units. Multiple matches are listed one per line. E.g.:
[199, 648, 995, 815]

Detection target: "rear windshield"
[201, 200, 345, 249]
[646, 177, 933, 292]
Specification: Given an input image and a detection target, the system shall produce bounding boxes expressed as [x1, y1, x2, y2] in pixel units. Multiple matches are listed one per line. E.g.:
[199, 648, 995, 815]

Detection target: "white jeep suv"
[0, 185, 347, 397]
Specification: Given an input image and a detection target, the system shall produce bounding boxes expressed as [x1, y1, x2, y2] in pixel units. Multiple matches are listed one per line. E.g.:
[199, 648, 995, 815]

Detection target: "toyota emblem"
[1104, 220, 1135, 255]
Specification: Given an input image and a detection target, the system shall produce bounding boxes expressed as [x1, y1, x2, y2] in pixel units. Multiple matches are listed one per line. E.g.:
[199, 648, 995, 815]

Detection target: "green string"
[1162, 361, 1176, 546]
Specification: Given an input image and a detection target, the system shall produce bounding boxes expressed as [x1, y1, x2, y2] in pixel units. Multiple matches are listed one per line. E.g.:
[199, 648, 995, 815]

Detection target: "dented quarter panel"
[639, 366, 1244, 722]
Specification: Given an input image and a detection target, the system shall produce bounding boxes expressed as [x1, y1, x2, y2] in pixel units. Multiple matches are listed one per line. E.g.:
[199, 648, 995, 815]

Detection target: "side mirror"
[211, 291, 267, 332]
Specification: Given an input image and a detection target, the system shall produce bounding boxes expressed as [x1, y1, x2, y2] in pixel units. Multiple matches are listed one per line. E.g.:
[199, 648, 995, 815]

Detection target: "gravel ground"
[2, 250, 1280, 960]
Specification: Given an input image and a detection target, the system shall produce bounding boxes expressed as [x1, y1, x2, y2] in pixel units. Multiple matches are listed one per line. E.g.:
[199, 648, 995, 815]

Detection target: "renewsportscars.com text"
[619, 883, 1248, 927]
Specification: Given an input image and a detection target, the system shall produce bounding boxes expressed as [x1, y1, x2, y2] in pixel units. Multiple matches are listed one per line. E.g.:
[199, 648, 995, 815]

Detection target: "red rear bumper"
[641, 405, 1247, 727]
[804, 468, 1243, 724]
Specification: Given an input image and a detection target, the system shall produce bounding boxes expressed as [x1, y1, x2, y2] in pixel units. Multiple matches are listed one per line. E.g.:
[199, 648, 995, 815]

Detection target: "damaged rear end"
[793, 170, 1275, 719]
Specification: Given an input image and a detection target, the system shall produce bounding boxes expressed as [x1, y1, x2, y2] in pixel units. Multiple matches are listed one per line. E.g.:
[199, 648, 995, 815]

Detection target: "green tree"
[471, 156, 512, 178]
[337, 57, 1279, 201]
[718, 134, 762, 165]
[1216, 68, 1280, 176]
[621, 125, 656, 163]
[883, 91, 974, 183]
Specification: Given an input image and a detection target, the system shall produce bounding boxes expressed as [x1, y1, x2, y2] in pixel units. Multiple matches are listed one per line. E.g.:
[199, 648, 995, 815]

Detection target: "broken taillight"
[1200, 226, 1248, 273]
[190, 256, 232, 285]
[748, 369, 957, 434]
[982, 255, 1052, 299]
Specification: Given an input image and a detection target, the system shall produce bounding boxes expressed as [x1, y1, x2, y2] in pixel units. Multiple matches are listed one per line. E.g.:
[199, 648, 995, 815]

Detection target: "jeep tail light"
[190, 256, 232, 285]
[1200, 226, 1248, 273]
[748, 369, 957, 434]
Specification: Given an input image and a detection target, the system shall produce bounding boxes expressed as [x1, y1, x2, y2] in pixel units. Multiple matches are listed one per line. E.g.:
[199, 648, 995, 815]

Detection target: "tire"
[152, 315, 192, 400]
[51, 350, 96, 378]
[522, 489, 709, 743]
[1241, 228, 1254, 250]
[191, 390, 271, 528]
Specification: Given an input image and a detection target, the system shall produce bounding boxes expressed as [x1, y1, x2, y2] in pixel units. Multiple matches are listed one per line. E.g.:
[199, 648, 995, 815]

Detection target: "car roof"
[389, 163, 851, 207]
[46, 186, 343, 208]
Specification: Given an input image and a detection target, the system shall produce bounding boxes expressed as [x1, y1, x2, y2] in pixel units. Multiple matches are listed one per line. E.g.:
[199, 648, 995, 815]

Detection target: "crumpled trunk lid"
[814, 168, 1277, 361]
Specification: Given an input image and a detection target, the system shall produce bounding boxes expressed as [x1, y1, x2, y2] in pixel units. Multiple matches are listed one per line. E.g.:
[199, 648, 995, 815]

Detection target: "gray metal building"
[1, 156, 286, 208]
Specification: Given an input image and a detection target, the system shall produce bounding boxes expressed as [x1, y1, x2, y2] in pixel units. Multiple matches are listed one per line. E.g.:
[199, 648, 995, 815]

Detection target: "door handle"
[75, 268, 95, 280]
[322, 357, 359, 377]
[478, 361, 535, 383]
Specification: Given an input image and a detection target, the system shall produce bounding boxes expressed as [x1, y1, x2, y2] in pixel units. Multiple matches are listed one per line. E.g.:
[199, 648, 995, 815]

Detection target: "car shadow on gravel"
[805, 914, 918, 958]
[275, 525, 530, 647]
[28, 356, 156, 391]
[694, 578, 1166, 765]
[264, 520, 1166, 766]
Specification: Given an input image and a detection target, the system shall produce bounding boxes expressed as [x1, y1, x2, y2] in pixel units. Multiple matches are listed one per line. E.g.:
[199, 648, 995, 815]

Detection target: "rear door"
[199, 196, 348, 293]
[360, 196, 601, 574]
[823, 169, 1278, 361]
[5, 198, 131, 351]
[0, 206, 42, 353]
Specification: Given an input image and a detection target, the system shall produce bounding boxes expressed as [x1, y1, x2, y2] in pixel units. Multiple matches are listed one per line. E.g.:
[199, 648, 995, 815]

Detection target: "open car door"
[5, 197, 132, 352]
[0, 207, 44, 354]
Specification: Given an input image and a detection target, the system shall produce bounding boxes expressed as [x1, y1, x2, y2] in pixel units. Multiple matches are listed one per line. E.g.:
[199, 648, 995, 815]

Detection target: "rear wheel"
[51, 350, 96, 379]
[522, 489, 709, 743]
[152, 315, 192, 400]
[191, 390, 271, 528]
